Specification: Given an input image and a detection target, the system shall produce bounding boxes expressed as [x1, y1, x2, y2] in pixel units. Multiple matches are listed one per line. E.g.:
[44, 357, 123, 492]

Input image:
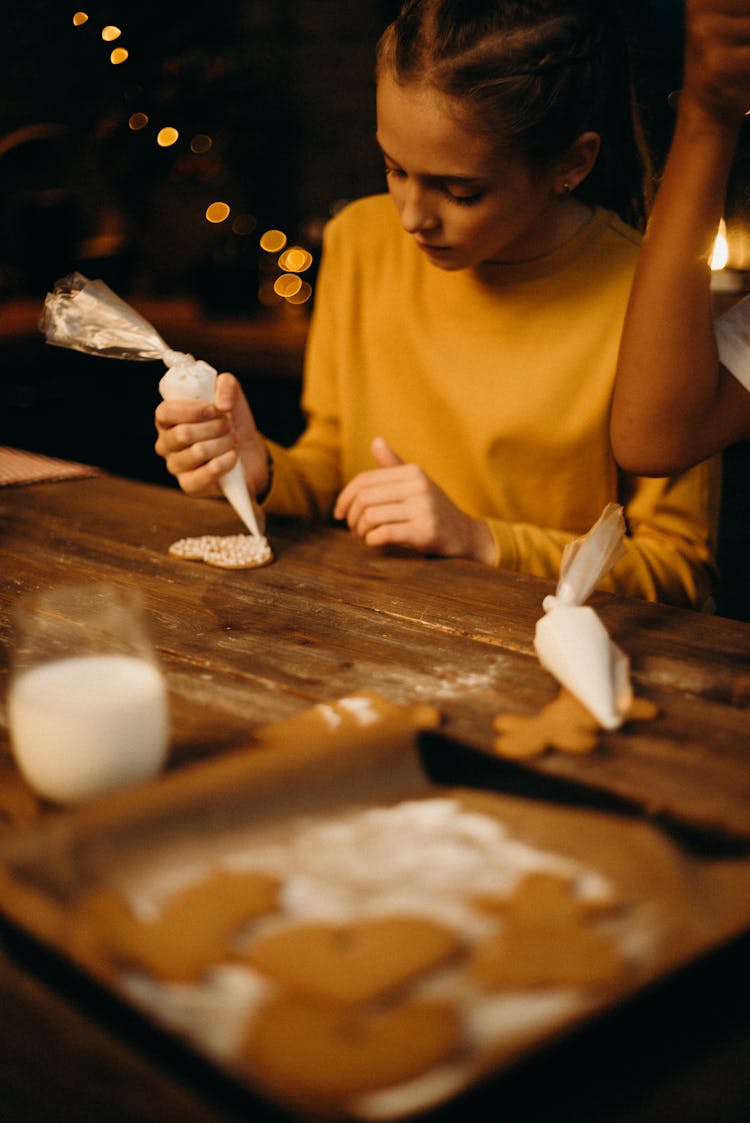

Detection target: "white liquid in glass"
[9, 653, 169, 803]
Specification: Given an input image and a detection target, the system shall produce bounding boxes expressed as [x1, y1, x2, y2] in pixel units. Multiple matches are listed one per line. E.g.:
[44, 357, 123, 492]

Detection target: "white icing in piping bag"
[158, 356, 264, 538]
[533, 503, 632, 729]
[41, 272, 264, 538]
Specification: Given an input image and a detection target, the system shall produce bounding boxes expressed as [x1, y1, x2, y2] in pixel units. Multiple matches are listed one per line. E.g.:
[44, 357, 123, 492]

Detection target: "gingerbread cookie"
[241, 915, 463, 1005]
[71, 867, 281, 981]
[469, 870, 627, 989]
[242, 996, 461, 1103]
[474, 870, 619, 924]
[168, 534, 273, 569]
[493, 689, 659, 759]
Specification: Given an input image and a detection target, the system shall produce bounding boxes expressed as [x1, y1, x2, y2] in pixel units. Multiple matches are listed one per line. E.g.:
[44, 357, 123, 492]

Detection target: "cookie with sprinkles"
[169, 534, 273, 569]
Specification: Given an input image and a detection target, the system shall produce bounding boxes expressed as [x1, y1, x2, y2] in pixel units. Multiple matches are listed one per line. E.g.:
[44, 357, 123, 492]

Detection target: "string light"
[156, 126, 179, 148]
[274, 273, 303, 298]
[285, 281, 313, 305]
[67, 10, 316, 308]
[232, 213, 257, 236]
[205, 201, 231, 224]
[189, 134, 213, 154]
[278, 246, 312, 273]
[260, 229, 288, 253]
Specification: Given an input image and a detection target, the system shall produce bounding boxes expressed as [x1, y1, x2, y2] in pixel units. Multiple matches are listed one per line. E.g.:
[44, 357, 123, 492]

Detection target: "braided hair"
[377, 0, 653, 231]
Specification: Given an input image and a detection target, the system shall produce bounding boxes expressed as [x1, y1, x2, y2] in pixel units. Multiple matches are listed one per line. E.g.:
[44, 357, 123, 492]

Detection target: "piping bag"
[533, 503, 632, 729]
[40, 272, 265, 538]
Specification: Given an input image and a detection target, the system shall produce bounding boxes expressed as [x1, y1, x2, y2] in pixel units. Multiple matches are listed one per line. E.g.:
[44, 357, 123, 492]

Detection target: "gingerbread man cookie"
[493, 689, 658, 759]
[71, 867, 281, 981]
[470, 870, 628, 989]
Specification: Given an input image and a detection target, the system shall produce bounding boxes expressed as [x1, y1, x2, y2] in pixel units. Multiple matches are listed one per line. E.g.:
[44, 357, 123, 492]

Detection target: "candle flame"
[711, 218, 729, 271]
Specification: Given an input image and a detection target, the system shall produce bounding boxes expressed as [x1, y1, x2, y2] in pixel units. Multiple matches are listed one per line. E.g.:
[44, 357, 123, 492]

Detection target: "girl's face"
[376, 72, 572, 271]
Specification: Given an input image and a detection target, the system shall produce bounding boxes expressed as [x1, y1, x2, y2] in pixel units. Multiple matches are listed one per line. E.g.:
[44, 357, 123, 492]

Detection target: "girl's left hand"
[333, 437, 498, 564]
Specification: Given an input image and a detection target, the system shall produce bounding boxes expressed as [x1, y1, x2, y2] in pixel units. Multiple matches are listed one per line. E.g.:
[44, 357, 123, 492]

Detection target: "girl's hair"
[376, 0, 653, 231]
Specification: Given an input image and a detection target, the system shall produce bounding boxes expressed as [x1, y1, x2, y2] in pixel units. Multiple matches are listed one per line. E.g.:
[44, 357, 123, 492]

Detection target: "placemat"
[0, 447, 100, 487]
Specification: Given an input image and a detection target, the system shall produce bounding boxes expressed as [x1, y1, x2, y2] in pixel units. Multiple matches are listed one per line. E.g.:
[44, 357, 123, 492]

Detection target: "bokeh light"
[189, 134, 213, 154]
[278, 246, 312, 273]
[63, 12, 317, 311]
[273, 273, 303, 299]
[156, 126, 179, 147]
[285, 281, 313, 305]
[232, 213, 257, 236]
[259, 229, 287, 253]
[205, 201, 231, 224]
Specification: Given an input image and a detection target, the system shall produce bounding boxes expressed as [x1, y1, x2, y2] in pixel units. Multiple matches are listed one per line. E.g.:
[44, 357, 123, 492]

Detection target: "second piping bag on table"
[40, 272, 265, 538]
[533, 503, 632, 730]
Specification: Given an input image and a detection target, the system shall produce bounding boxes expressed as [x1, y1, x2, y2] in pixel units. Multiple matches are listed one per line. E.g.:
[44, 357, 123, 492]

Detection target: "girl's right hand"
[154, 372, 271, 499]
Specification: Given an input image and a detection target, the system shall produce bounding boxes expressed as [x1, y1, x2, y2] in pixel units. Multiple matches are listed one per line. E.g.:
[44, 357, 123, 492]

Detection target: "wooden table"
[1, 472, 749, 1123]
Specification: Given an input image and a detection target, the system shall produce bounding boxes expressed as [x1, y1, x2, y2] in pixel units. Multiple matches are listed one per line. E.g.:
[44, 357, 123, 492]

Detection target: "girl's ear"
[554, 131, 601, 194]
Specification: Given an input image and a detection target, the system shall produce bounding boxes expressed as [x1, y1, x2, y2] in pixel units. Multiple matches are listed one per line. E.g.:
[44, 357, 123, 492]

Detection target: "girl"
[612, 0, 750, 475]
[155, 0, 718, 609]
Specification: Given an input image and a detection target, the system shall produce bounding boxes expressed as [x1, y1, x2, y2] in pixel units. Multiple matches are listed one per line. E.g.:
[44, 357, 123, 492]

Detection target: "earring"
[562, 182, 571, 193]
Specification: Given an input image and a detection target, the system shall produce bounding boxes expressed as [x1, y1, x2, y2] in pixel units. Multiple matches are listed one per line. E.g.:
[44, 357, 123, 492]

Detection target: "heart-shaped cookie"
[241, 914, 463, 1004]
[168, 534, 273, 569]
[242, 996, 461, 1103]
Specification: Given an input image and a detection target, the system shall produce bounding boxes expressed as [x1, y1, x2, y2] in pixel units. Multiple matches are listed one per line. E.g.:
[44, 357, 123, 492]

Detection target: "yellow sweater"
[265, 194, 719, 608]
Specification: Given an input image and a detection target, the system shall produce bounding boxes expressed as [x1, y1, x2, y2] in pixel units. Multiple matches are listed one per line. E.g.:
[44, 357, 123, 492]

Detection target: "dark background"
[0, 0, 688, 306]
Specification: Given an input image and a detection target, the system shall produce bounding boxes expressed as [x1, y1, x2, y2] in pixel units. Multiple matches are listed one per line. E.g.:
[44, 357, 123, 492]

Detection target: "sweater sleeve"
[485, 457, 720, 610]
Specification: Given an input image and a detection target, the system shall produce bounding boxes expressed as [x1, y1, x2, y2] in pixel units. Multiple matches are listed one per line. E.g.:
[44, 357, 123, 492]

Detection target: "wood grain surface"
[1, 474, 748, 842]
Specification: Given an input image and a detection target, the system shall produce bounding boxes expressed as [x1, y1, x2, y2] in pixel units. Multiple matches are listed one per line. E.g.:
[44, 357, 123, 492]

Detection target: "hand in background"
[684, 0, 750, 123]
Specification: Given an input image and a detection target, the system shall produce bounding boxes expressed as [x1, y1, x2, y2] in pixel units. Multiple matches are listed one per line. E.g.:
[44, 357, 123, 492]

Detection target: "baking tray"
[2, 693, 750, 1121]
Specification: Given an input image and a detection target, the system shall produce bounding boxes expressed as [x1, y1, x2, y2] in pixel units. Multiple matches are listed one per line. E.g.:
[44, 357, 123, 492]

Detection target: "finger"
[176, 449, 237, 496]
[335, 477, 393, 524]
[214, 371, 240, 413]
[154, 416, 231, 457]
[334, 474, 365, 521]
[351, 502, 414, 541]
[155, 399, 216, 428]
[334, 466, 417, 520]
[164, 434, 237, 478]
[344, 484, 413, 532]
[361, 521, 414, 549]
[371, 435, 403, 467]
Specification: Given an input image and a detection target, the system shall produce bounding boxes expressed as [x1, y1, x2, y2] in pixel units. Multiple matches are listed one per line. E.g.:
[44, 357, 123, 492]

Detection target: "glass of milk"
[7, 583, 170, 804]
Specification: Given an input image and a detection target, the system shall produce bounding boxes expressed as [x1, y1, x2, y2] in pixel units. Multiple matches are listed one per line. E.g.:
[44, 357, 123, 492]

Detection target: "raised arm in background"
[611, 0, 750, 474]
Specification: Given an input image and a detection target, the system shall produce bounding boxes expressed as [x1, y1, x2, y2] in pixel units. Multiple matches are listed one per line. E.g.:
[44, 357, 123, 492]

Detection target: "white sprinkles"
[169, 534, 274, 570]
